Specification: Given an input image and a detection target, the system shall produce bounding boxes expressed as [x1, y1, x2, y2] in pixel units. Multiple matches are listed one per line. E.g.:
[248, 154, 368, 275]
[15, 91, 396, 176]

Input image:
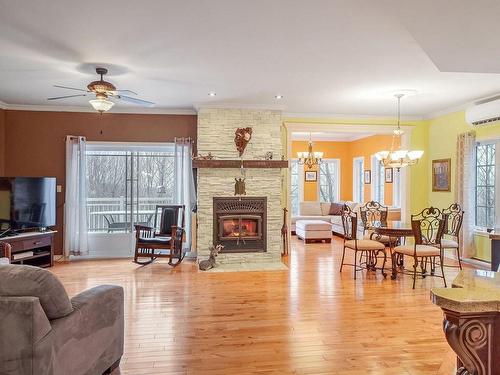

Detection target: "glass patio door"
[86, 143, 175, 258]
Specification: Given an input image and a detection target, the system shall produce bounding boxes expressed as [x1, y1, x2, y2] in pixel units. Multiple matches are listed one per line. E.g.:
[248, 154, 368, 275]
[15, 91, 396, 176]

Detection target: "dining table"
[370, 220, 414, 279]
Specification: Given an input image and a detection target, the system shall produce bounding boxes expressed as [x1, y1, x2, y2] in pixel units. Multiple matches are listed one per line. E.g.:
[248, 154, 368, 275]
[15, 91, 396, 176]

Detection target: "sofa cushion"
[291, 215, 332, 224]
[0, 264, 73, 320]
[328, 202, 345, 215]
[320, 202, 332, 216]
[299, 202, 322, 216]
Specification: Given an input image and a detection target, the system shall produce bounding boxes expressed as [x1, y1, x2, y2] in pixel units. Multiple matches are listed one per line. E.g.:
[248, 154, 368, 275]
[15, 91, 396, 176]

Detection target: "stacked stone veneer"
[196, 108, 283, 264]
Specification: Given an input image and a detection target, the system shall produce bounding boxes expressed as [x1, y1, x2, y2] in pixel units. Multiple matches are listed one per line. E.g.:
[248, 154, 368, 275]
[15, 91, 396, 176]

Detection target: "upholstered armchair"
[0, 264, 124, 375]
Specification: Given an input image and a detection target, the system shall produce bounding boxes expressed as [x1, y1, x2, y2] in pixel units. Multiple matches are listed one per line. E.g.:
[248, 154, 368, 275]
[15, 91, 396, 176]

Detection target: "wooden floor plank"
[51, 235, 463, 375]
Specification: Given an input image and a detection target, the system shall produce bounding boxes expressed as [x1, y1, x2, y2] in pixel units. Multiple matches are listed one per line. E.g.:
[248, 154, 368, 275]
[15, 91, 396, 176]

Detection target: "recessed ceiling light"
[275, 95, 284, 99]
[208, 92, 216, 97]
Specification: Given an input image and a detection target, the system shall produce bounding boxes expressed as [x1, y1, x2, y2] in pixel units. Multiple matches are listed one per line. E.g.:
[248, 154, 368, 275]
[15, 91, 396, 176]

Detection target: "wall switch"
[56, 185, 62, 193]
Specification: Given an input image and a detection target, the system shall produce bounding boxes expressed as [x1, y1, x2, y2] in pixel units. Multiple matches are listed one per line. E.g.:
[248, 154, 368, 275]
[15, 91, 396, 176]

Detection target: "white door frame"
[285, 122, 412, 221]
[352, 156, 364, 203]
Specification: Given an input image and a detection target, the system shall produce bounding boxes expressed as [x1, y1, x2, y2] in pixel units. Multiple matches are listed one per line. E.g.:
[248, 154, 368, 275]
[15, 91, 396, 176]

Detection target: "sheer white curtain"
[456, 131, 476, 259]
[64, 136, 89, 257]
[174, 137, 196, 250]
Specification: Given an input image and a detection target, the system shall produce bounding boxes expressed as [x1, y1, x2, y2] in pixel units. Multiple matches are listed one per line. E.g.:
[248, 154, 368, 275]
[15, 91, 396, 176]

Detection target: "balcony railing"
[87, 197, 173, 232]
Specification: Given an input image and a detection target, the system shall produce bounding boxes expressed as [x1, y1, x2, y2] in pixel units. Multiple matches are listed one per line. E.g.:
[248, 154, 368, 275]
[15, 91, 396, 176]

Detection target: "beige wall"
[0, 109, 5, 176]
[3, 110, 197, 254]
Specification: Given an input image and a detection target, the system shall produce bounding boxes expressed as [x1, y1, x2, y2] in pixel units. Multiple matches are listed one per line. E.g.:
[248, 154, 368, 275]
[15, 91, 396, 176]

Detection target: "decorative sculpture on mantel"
[199, 244, 224, 271]
[234, 127, 252, 156]
[192, 152, 214, 160]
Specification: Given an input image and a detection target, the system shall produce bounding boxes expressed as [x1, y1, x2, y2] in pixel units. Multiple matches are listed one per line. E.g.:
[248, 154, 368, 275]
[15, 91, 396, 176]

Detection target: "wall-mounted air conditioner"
[465, 97, 500, 126]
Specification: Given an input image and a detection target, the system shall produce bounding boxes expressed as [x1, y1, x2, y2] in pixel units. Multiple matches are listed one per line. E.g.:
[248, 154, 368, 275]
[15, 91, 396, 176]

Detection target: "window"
[86, 143, 175, 233]
[371, 155, 384, 204]
[392, 167, 401, 208]
[319, 159, 340, 202]
[290, 159, 302, 216]
[353, 157, 364, 203]
[475, 142, 496, 229]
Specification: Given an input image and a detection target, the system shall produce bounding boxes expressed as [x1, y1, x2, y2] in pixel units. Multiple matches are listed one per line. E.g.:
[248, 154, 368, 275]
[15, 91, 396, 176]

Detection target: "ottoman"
[296, 219, 332, 244]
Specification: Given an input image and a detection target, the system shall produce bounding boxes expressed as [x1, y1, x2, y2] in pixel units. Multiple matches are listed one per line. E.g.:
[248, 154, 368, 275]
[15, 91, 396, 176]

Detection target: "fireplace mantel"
[193, 160, 288, 169]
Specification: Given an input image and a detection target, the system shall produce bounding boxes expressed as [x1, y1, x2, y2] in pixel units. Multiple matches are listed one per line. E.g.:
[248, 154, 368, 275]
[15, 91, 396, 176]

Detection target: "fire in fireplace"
[213, 197, 267, 253]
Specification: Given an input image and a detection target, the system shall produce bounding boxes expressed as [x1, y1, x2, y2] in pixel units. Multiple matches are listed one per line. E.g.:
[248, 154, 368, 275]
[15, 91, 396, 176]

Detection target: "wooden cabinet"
[0, 231, 56, 268]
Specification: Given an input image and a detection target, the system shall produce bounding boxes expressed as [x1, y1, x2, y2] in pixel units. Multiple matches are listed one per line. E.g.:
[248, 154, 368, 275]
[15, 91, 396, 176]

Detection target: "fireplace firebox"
[213, 197, 267, 253]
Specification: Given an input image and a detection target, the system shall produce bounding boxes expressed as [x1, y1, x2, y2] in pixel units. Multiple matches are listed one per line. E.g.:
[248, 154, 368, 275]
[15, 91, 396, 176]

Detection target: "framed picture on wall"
[385, 168, 393, 183]
[305, 171, 317, 182]
[364, 170, 371, 184]
[432, 158, 451, 192]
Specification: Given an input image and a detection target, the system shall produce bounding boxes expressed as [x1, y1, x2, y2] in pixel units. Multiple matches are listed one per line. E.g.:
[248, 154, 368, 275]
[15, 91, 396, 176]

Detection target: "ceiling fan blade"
[54, 85, 89, 92]
[114, 95, 154, 107]
[47, 94, 86, 100]
[111, 89, 138, 95]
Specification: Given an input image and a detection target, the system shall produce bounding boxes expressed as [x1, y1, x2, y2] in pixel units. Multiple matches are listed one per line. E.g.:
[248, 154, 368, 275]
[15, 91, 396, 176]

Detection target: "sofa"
[0, 264, 124, 375]
[292, 201, 401, 236]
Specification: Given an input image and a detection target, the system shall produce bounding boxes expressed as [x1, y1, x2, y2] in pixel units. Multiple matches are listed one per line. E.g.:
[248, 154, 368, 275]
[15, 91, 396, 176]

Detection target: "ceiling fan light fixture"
[89, 98, 114, 113]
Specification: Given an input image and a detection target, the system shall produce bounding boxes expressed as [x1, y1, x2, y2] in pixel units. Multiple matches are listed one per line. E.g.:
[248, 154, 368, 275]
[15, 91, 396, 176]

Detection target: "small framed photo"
[432, 158, 451, 192]
[304, 171, 317, 182]
[385, 168, 393, 183]
[364, 170, 371, 184]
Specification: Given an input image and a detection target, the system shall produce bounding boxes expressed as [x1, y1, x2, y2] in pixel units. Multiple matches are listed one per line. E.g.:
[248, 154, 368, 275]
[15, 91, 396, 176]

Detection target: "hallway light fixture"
[375, 94, 423, 169]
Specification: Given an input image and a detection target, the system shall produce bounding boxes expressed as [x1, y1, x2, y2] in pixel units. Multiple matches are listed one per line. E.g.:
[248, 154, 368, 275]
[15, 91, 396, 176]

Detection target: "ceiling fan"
[47, 67, 154, 112]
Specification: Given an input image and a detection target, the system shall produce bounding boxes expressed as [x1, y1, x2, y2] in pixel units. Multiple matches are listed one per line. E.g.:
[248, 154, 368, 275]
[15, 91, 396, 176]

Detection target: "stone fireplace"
[213, 197, 266, 253]
[196, 108, 285, 268]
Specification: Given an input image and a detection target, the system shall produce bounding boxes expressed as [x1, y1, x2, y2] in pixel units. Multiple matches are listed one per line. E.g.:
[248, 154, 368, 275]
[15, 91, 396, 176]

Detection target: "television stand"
[0, 231, 56, 268]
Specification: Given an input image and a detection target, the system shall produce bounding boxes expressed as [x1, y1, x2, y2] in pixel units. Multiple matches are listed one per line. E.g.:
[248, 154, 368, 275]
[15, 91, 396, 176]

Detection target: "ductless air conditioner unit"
[465, 97, 500, 126]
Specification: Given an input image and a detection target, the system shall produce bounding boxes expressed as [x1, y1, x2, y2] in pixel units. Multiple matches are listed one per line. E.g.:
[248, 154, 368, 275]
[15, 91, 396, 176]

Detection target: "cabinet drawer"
[7, 240, 25, 252]
[23, 236, 52, 250]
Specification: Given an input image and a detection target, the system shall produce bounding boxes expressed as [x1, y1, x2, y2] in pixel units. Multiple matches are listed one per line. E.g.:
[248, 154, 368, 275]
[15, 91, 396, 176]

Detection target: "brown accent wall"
[0, 108, 5, 175]
[3, 110, 197, 254]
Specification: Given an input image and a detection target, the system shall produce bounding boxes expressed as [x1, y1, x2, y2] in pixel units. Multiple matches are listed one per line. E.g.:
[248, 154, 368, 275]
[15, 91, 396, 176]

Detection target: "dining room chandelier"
[375, 93, 424, 169]
[297, 133, 323, 169]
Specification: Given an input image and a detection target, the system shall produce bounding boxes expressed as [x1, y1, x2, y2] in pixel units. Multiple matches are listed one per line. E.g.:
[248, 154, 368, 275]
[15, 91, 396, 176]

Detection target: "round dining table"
[371, 221, 414, 279]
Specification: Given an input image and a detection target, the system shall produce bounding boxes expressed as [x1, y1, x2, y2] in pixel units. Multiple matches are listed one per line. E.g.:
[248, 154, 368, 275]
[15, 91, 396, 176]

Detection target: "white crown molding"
[283, 111, 423, 121]
[0, 100, 7, 110]
[0, 103, 197, 115]
[194, 102, 285, 112]
[423, 103, 468, 121]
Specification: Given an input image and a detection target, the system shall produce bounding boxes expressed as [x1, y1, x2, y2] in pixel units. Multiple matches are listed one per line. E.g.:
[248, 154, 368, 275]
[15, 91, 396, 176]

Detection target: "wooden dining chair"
[133, 205, 186, 266]
[393, 207, 447, 289]
[340, 206, 387, 279]
[441, 203, 464, 269]
[359, 201, 392, 244]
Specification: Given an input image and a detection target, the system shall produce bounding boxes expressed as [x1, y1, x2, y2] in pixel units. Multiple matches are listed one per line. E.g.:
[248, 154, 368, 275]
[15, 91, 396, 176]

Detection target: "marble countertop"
[431, 269, 500, 313]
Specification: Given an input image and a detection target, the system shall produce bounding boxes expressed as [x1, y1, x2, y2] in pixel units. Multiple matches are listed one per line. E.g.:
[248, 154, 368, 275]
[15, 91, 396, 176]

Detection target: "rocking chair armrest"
[134, 224, 154, 232]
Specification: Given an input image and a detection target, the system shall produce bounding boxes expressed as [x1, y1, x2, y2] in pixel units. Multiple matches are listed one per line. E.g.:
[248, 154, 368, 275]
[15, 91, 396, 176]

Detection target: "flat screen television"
[0, 177, 56, 232]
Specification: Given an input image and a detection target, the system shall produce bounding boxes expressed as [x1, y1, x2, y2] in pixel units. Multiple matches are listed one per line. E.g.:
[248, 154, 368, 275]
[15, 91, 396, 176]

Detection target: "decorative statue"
[192, 152, 214, 160]
[199, 244, 224, 271]
[234, 178, 246, 196]
[234, 127, 252, 156]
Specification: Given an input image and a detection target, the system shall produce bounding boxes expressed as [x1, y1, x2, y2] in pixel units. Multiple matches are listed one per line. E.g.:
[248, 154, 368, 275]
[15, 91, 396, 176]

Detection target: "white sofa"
[292, 201, 401, 236]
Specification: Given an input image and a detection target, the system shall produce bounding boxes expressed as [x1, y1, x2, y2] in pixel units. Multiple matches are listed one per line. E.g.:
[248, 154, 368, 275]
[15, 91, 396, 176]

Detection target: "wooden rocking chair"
[133, 205, 186, 266]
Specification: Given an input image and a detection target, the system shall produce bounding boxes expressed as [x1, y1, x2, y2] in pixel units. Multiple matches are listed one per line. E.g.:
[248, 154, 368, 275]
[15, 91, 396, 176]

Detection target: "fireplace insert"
[213, 197, 266, 253]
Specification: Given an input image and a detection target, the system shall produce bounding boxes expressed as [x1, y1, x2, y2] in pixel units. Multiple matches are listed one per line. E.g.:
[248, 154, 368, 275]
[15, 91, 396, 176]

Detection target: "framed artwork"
[385, 168, 393, 183]
[432, 158, 451, 192]
[305, 171, 317, 182]
[364, 170, 371, 184]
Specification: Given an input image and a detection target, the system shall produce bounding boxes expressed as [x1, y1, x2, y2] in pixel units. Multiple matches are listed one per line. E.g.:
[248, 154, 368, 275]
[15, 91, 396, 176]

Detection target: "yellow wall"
[291, 135, 397, 204]
[427, 110, 500, 261]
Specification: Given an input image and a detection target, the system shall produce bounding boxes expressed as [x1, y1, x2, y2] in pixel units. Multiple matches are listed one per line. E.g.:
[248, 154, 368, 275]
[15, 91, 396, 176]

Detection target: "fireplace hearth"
[213, 197, 267, 253]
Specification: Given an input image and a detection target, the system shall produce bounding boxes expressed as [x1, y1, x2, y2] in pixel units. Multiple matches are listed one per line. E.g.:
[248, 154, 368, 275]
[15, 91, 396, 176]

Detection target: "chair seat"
[345, 239, 385, 251]
[440, 238, 459, 249]
[394, 244, 440, 256]
[138, 236, 171, 245]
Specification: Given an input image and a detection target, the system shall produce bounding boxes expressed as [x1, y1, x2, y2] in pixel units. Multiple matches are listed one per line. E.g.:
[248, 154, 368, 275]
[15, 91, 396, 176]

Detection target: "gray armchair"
[0, 264, 124, 375]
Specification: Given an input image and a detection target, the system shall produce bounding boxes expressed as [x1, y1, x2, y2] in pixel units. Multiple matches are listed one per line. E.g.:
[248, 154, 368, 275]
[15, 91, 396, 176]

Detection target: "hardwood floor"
[51, 236, 465, 375]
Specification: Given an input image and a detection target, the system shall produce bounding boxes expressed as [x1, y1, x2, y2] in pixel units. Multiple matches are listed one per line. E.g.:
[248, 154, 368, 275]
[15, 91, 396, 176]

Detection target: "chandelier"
[297, 133, 323, 169]
[375, 94, 424, 169]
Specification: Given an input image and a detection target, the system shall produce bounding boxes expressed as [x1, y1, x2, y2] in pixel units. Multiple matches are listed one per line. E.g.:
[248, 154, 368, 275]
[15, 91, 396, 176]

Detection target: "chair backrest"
[411, 207, 446, 245]
[442, 203, 464, 237]
[341, 205, 358, 241]
[359, 201, 388, 229]
[154, 205, 185, 236]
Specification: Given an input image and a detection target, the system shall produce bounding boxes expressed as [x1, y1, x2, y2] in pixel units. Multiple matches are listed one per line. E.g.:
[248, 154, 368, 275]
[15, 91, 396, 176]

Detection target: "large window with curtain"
[371, 155, 384, 204]
[319, 159, 340, 202]
[475, 141, 497, 229]
[290, 159, 301, 216]
[353, 157, 364, 203]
